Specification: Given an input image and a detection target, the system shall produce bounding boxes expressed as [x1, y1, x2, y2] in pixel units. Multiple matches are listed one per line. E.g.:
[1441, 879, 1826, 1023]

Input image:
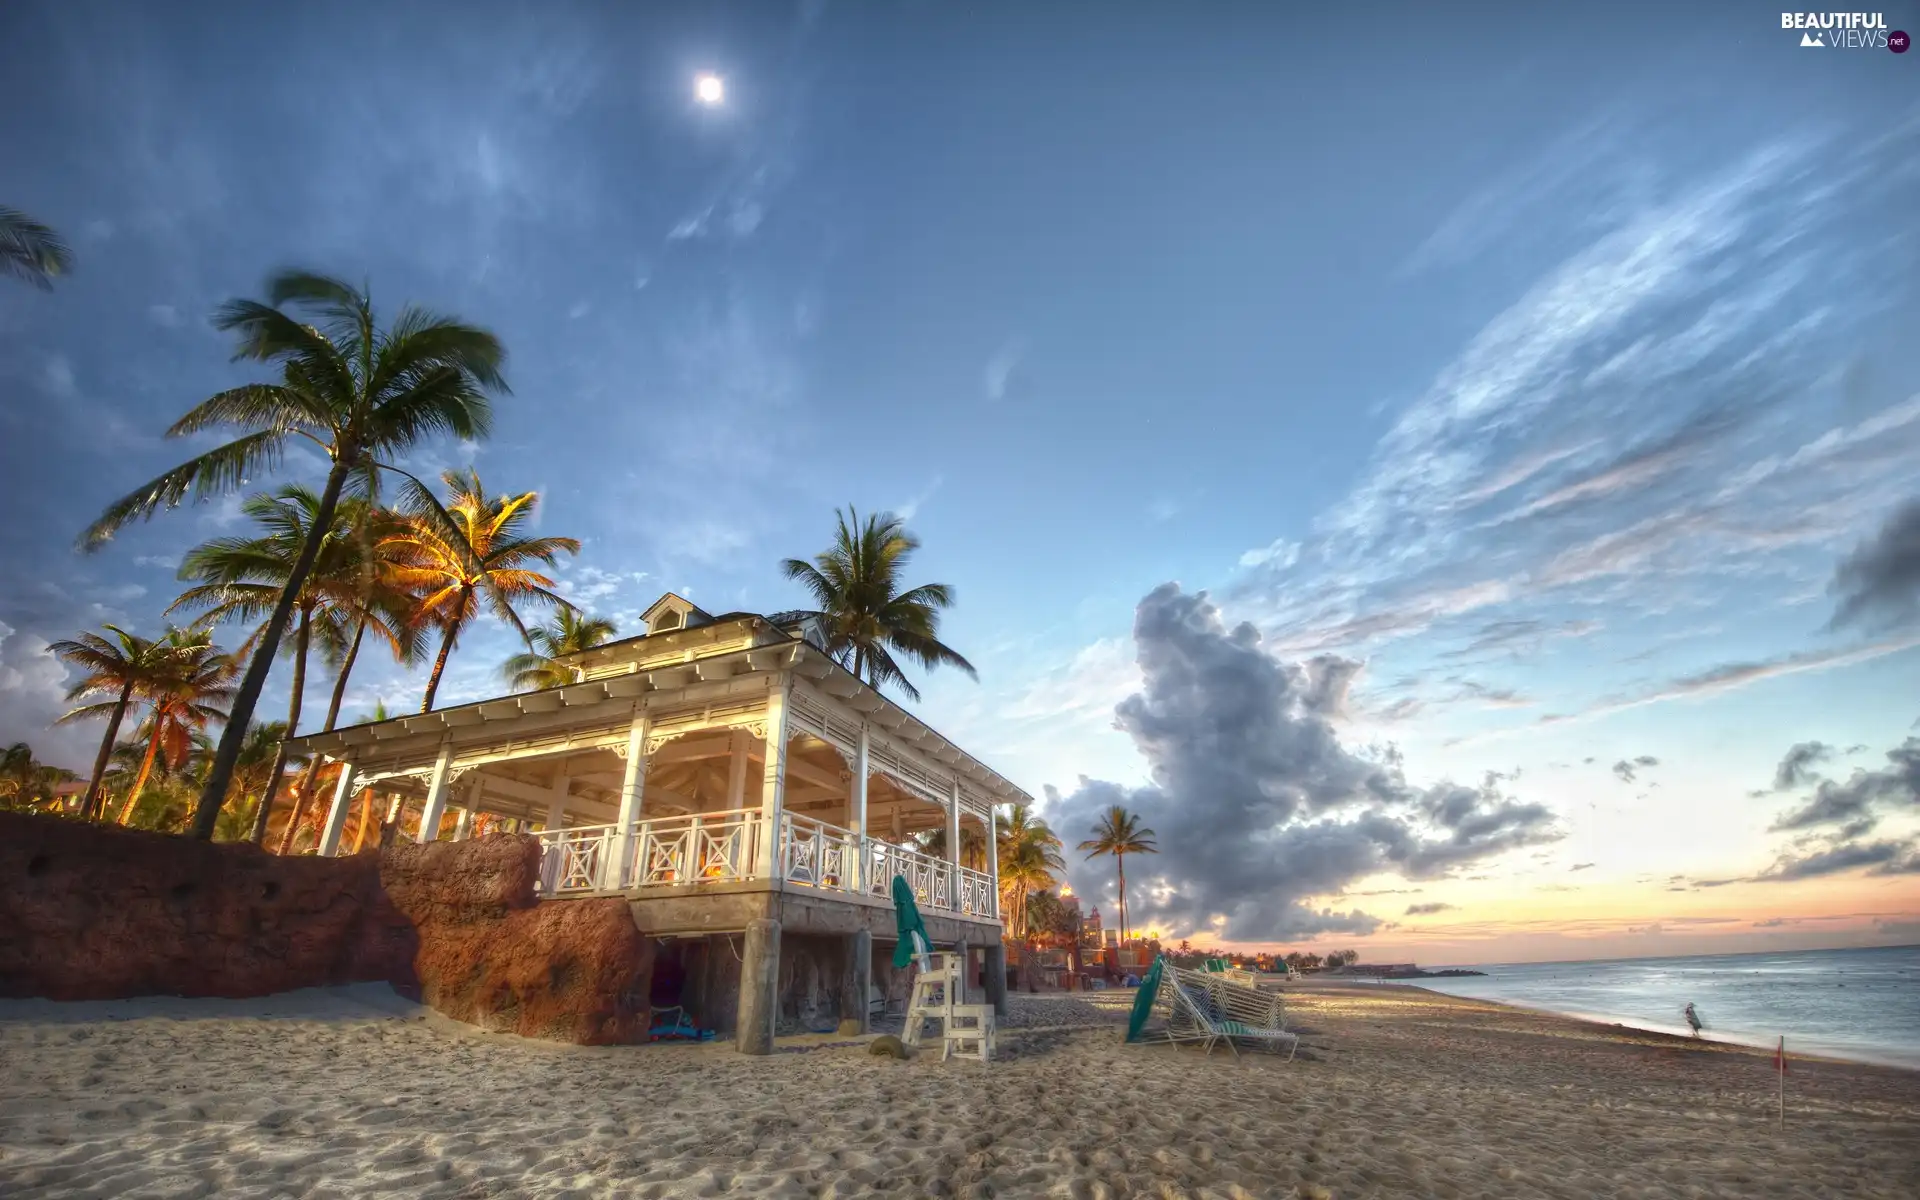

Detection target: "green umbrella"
[891, 874, 931, 970]
[1125, 956, 1165, 1043]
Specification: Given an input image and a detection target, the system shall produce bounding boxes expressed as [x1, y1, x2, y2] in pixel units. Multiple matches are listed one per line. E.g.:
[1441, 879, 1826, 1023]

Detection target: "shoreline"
[1293, 977, 1920, 1074]
[6, 982, 1918, 1197]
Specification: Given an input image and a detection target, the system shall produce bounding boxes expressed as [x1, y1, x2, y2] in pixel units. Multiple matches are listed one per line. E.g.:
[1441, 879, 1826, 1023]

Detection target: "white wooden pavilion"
[286, 593, 1022, 1051]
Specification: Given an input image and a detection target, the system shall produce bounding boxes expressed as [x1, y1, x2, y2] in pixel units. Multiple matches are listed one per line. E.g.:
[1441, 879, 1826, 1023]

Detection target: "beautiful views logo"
[1780, 11, 1905, 49]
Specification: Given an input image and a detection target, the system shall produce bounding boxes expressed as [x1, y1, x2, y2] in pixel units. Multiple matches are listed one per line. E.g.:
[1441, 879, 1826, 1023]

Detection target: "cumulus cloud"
[1045, 585, 1558, 940]
[1570, 862, 1595, 871]
[1612, 755, 1659, 783]
[1830, 499, 1920, 632]
[0, 620, 92, 768]
[1768, 734, 1918, 833]
[1754, 839, 1916, 881]
[1405, 902, 1455, 915]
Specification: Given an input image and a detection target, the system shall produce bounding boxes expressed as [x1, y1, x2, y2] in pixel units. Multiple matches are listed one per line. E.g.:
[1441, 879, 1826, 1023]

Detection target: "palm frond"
[80, 431, 287, 550]
[0, 207, 74, 289]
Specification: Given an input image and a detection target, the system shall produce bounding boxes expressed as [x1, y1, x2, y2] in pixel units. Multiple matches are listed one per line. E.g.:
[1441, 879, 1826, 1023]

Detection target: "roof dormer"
[640, 592, 712, 636]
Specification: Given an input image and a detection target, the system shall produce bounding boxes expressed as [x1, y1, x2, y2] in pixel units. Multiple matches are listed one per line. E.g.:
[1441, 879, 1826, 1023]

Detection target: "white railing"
[780, 811, 857, 890]
[534, 810, 998, 923]
[536, 824, 619, 894]
[633, 809, 760, 887]
[956, 865, 998, 919]
[863, 838, 954, 913]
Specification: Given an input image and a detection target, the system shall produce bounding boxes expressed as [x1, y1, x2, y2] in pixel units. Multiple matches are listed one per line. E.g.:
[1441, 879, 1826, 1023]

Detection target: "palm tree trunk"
[275, 614, 369, 849]
[81, 683, 133, 821]
[351, 787, 375, 853]
[119, 724, 164, 826]
[1117, 852, 1128, 943]
[190, 460, 352, 840]
[260, 608, 311, 850]
[419, 621, 459, 712]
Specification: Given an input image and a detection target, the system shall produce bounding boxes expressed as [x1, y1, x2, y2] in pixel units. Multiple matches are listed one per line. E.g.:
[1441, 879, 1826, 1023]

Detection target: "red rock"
[0, 813, 651, 1044]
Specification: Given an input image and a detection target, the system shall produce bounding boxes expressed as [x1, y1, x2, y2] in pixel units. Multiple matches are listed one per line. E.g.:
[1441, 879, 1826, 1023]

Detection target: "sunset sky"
[2, 1, 1916, 964]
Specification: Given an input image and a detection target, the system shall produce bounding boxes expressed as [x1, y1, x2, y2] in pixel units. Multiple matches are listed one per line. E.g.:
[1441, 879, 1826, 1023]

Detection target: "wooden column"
[608, 711, 649, 891]
[848, 723, 869, 894]
[757, 686, 789, 879]
[954, 938, 972, 1007]
[416, 740, 455, 844]
[839, 928, 872, 1035]
[543, 762, 570, 830]
[987, 802, 1002, 921]
[724, 728, 748, 810]
[984, 942, 1008, 1019]
[946, 779, 962, 912]
[453, 807, 474, 841]
[315, 759, 357, 857]
[737, 916, 781, 1055]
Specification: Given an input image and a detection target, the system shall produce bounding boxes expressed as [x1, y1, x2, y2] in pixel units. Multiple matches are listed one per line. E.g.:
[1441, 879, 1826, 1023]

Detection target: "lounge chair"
[1154, 961, 1297, 1060]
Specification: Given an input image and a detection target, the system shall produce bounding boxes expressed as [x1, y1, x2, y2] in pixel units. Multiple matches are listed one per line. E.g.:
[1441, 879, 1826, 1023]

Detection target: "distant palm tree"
[1079, 806, 1158, 942]
[995, 802, 1064, 942]
[223, 721, 301, 844]
[0, 206, 73, 289]
[503, 609, 617, 691]
[0, 743, 77, 813]
[114, 628, 237, 824]
[80, 270, 507, 839]
[779, 507, 976, 702]
[386, 468, 578, 711]
[50, 624, 181, 819]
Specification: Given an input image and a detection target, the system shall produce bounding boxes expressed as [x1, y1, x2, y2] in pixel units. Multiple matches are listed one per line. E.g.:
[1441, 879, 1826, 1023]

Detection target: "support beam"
[416, 740, 455, 844]
[725, 729, 748, 810]
[316, 759, 358, 857]
[453, 807, 474, 841]
[984, 942, 1008, 1019]
[543, 763, 570, 830]
[757, 686, 789, 878]
[608, 711, 649, 890]
[849, 724, 869, 895]
[737, 917, 781, 1055]
[955, 938, 972, 1007]
[947, 779, 962, 871]
[840, 928, 872, 1036]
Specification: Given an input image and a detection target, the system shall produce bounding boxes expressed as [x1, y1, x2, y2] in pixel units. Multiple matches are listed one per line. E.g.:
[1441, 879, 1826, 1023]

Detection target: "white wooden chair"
[942, 1003, 997, 1062]
[902, 952, 960, 1049]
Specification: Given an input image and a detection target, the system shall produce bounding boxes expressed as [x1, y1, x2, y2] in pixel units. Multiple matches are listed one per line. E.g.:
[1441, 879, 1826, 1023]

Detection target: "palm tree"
[1, 207, 73, 289]
[917, 823, 989, 871]
[115, 629, 237, 824]
[80, 271, 506, 839]
[50, 625, 180, 819]
[224, 721, 302, 844]
[0, 743, 78, 813]
[995, 802, 1064, 943]
[503, 609, 617, 691]
[1079, 805, 1158, 943]
[779, 507, 977, 702]
[170, 486, 413, 845]
[386, 468, 578, 711]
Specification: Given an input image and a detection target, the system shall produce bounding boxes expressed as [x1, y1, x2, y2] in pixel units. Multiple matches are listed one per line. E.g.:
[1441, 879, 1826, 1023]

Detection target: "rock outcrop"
[0, 812, 651, 1045]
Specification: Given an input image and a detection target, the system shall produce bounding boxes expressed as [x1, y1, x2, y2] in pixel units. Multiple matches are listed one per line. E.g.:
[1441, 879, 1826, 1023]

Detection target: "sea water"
[1413, 944, 1920, 1069]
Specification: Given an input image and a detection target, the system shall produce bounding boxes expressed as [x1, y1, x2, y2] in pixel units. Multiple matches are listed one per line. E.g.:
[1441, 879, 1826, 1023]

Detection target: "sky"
[2, 1, 1917, 964]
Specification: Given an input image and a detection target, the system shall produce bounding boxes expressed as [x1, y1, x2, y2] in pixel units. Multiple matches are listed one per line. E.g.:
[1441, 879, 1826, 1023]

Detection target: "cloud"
[1771, 741, 1833, 791]
[1238, 538, 1300, 571]
[0, 620, 93, 769]
[1752, 918, 1794, 928]
[1612, 754, 1659, 783]
[1767, 733, 1918, 833]
[894, 476, 944, 523]
[1044, 585, 1558, 940]
[1405, 902, 1455, 916]
[1830, 499, 1920, 632]
[983, 338, 1025, 402]
[1570, 862, 1595, 871]
[1753, 839, 1917, 882]
[1442, 618, 1601, 660]
[146, 304, 184, 329]
[1626, 923, 1665, 935]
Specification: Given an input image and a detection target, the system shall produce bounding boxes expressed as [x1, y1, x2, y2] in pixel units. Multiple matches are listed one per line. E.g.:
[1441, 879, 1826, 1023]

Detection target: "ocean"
[1411, 944, 1920, 1069]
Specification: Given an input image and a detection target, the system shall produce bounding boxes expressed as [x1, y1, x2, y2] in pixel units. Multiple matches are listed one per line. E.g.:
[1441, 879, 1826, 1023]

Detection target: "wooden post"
[737, 917, 781, 1055]
[609, 711, 649, 891]
[848, 724, 869, 894]
[315, 759, 357, 857]
[415, 740, 455, 844]
[984, 941, 1008, 1020]
[1778, 1036, 1786, 1129]
[725, 728, 748, 810]
[839, 928, 872, 1036]
[758, 687, 789, 880]
[987, 802, 1002, 921]
[954, 938, 972, 1007]
[543, 762, 570, 830]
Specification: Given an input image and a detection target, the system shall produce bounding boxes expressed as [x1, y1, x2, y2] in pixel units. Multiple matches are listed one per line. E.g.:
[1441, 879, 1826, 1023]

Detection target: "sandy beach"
[3, 980, 1917, 1199]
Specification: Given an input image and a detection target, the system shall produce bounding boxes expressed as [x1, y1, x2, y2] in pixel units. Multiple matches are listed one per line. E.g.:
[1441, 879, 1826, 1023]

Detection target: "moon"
[695, 75, 724, 105]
